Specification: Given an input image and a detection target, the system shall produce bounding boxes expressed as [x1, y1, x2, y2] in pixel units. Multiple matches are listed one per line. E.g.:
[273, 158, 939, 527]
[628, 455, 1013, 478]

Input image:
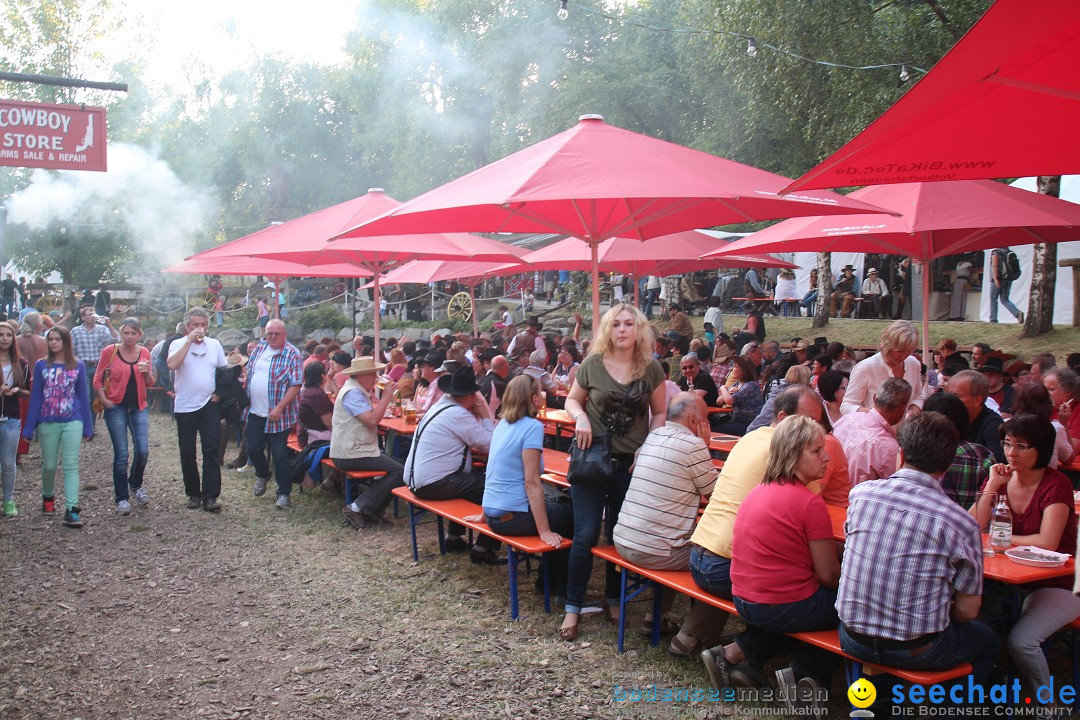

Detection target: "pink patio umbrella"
[784, 0, 1080, 191]
[186, 189, 524, 357]
[706, 179, 1080, 361]
[331, 115, 890, 329]
[362, 259, 525, 336]
[521, 230, 798, 306]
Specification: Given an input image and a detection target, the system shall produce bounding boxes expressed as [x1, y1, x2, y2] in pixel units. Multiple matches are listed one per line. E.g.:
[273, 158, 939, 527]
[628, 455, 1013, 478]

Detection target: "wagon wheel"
[446, 291, 473, 322]
[222, 291, 247, 311]
[189, 291, 216, 309]
[34, 291, 62, 314]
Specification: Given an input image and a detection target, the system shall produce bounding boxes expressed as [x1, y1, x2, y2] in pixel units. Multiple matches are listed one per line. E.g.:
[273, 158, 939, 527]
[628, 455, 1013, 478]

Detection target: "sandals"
[639, 616, 679, 637]
[667, 633, 704, 658]
[558, 619, 580, 642]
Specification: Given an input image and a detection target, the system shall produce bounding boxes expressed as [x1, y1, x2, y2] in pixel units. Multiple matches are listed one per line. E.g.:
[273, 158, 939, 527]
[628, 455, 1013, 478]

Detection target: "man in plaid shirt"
[70, 306, 118, 377]
[245, 319, 302, 509]
[837, 412, 998, 696]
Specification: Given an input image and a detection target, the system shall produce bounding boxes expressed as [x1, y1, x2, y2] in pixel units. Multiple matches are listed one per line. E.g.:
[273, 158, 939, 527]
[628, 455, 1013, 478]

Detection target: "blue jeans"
[839, 619, 999, 689]
[487, 501, 574, 597]
[0, 417, 19, 502]
[799, 290, 817, 316]
[103, 405, 149, 502]
[734, 586, 840, 686]
[246, 414, 292, 497]
[565, 456, 633, 614]
[989, 281, 1021, 322]
[643, 289, 660, 319]
[689, 545, 732, 599]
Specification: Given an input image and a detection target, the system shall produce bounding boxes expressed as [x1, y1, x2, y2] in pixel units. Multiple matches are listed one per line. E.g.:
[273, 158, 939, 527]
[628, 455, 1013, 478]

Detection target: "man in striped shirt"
[837, 411, 998, 695]
[612, 393, 717, 649]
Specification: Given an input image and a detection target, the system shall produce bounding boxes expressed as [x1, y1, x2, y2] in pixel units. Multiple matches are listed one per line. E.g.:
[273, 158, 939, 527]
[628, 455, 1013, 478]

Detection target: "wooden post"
[1059, 258, 1080, 327]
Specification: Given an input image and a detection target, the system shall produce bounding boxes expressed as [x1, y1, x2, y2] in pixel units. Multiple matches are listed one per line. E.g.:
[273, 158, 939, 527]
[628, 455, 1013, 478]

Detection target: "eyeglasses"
[265, 331, 284, 336]
[1002, 440, 1033, 451]
[680, 365, 696, 370]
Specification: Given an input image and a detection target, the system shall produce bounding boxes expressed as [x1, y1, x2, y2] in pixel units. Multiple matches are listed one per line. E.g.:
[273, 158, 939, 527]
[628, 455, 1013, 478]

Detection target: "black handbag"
[566, 432, 614, 486]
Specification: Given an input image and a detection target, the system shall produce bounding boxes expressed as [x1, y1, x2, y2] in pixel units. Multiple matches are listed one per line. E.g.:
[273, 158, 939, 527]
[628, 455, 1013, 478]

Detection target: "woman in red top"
[703, 415, 840, 708]
[93, 317, 156, 515]
[973, 414, 1079, 699]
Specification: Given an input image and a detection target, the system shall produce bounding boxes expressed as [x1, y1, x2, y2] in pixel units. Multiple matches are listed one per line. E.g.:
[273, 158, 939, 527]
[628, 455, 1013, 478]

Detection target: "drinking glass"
[975, 491, 998, 556]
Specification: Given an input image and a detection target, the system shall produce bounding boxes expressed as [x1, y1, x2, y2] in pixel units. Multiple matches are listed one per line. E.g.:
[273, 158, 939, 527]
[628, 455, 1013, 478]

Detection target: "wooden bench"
[590, 545, 971, 692]
[319, 458, 388, 506]
[391, 485, 571, 619]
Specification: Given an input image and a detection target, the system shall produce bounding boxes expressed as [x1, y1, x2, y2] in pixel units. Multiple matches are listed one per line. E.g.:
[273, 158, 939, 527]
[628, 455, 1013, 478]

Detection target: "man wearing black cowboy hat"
[402, 367, 503, 564]
[978, 356, 1015, 415]
[507, 315, 547, 366]
[830, 265, 857, 318]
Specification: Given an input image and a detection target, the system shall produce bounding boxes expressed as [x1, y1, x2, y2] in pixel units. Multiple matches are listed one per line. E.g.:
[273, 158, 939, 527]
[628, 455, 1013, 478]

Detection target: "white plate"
[1005, 546, 1070, 568]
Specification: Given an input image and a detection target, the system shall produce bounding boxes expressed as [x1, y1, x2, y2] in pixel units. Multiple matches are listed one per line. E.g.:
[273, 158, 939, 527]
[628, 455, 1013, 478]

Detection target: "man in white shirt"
[704, 297, 725, 338]
[168, 308, 228, 512]
[403, 367, 502, 564]
[859, 268, 890, 319]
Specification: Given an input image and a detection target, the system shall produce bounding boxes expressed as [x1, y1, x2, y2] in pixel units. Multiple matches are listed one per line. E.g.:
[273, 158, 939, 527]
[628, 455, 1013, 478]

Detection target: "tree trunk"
[1022, 176, 1060, 337]
[812, 252, 831, 329]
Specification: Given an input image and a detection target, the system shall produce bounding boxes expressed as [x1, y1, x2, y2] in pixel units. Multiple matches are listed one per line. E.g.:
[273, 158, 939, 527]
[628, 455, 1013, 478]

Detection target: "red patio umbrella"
[332, 115, 889, 329]
[785, 0, 1080, 191]
[522, 230, 798, 306]
[186, 189, 524, 357]
[706, 179, 1080, 360]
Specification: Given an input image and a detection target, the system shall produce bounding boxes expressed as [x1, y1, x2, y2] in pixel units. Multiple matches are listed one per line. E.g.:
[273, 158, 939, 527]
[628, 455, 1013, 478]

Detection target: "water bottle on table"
[989, 495, 1013, 552]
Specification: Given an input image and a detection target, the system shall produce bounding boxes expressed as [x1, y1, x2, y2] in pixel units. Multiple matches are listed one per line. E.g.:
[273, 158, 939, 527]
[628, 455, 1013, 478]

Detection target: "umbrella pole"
[920, 260, 931, 368]
[373, 273, 381, 360]
[273, 278, 280, 320]
[633, 274, 640, 308]
[591, 241, 602, 332]
[470, 284, 479, 337]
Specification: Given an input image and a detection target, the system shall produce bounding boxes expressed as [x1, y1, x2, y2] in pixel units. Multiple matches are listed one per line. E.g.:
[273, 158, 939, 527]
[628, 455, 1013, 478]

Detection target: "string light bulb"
[899, 64, 910, 82]
[746, 38, 758, 57]
[557, 0, 568, 20]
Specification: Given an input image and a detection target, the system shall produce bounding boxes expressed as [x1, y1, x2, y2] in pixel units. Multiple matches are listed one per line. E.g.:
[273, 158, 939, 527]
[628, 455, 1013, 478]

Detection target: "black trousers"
[414, 471, 498, 550]
[175, 399, 222, 500]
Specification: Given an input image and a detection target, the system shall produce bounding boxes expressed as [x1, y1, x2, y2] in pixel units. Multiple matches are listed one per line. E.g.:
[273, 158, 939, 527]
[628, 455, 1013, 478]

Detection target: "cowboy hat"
[712, 344, 733, 363]
[342, 356, 385, 376]
[866, 267, 879, 275]
[437, 366, 481, 396]
[437, 360, 464, 375]
[841, 264, 855, 272]
[525, 315, 543, 330]
[226, 349, 248, 367]
[978, 357, 1006, 375]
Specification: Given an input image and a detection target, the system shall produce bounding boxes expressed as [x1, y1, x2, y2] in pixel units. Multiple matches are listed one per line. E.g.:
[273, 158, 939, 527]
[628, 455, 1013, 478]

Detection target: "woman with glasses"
[711, 356, 764, 437]
[971, 414, 1077, 706]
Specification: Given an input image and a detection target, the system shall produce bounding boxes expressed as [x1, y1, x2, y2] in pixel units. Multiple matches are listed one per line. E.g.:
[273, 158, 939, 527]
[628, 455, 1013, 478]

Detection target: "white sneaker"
[775, 666, 797, 714]
[253, 477, 268, 497]
[236, 464, 254, 473]
[132, 487, 150, 506]
[116, 500, 132, 516]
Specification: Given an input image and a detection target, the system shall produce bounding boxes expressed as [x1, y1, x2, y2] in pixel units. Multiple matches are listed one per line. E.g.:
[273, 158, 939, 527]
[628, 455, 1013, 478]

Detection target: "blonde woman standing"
[559, 304, 667, 640]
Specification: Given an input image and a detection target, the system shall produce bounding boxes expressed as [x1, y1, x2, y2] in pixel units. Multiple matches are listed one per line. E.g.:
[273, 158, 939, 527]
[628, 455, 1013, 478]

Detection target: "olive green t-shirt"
[575, 353, 665, 456]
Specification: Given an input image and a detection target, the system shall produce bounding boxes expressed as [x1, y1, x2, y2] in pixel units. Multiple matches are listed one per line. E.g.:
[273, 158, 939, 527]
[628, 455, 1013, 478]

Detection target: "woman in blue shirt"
[23, 326, 93, 528]
[480, 375, 573, 596]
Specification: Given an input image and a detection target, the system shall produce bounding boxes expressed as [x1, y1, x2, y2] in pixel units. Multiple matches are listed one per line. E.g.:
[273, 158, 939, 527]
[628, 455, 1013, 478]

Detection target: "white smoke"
[5, 142, 211, 276]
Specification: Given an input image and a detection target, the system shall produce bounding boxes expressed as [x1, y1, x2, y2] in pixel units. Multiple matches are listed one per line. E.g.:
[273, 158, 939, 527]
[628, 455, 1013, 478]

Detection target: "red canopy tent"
[785, 0, 1080, 191]
[332, 115, 889, 329]
[707, 180, 1080, 360]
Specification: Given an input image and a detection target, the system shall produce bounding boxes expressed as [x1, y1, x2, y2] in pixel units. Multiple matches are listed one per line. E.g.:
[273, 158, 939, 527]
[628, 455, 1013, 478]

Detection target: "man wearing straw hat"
[333, 356, 405, 530]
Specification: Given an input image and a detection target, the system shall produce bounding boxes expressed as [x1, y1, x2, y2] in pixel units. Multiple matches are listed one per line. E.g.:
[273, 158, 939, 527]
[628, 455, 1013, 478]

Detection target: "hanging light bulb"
[557, 0, 568, 20]
[746, 38, 758, 57]
[899, 64, 910, 82]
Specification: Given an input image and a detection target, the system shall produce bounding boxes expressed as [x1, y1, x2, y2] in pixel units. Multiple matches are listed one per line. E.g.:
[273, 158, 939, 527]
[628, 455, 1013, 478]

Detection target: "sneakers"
[253, 477, 268, 497]
[701, 647, 731, 691]
[132, 486, 150, 506]
[775, 666, 797, 714]
[186, 495, 202, 510]
[2, 500, 17, 518]
[1018, 310, 1025, 324]
[42, 496, 56, 514]
[116, 499, 132, 516]
[796, 676, 826, 713]
[274, 494, 291, 510]
[202, 497, 222, 513]
[235, 464, 254, 473]
[63, 507, 84, 528]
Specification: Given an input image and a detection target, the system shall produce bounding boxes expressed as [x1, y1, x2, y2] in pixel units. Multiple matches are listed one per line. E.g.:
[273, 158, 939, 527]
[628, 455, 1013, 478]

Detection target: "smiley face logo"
[847, 678, 877, 708]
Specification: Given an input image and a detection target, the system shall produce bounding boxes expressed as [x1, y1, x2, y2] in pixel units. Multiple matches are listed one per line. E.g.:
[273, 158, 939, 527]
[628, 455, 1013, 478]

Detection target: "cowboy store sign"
[0, 99, 107, 172]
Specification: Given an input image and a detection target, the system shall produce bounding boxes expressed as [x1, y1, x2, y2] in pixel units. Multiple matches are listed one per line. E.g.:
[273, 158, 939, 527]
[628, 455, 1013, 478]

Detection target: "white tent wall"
[782, 252, 866, 297]
[978, 176, 1080, 324]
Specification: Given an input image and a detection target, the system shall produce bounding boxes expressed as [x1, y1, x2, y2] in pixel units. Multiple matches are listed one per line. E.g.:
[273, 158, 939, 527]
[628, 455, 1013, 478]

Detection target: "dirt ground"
[0, 412, 760, 720]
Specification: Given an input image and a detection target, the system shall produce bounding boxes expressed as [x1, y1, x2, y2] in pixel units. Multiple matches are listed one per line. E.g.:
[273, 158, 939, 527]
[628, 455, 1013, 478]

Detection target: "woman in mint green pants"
[23, 326, 94, 528]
